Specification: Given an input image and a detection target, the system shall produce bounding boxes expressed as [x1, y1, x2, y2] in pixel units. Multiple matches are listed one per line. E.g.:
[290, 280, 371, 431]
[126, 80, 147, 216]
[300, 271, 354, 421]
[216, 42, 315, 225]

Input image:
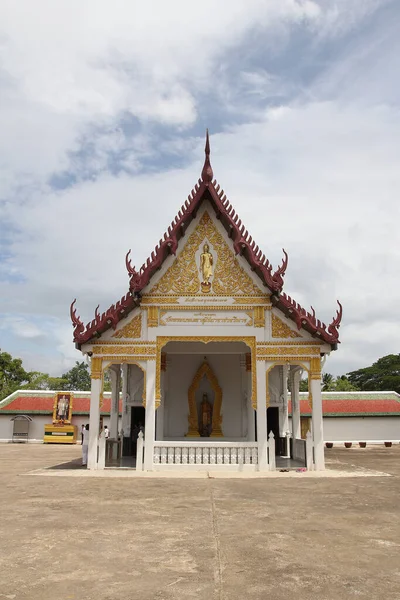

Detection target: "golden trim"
[141, 296, 180, 305]
[234, 296, 271, 305]
[112, 314, 141, 339]
[147, 306, 159, 327]
[271, 313, 301, 338]
[91, 357, 102, 379]
[155, 336, 257, 406]
[310, 356, 321, 380]
[157, 304, 265, 312]
[186, 361, 223, 438]
[92, 340, 154, 346]
[93, 345, 156, 356]
[142, 294, 270, 302]
[102, 356, 151, 363]
[254, 306, 265, 328]
[256, 345, 320, 358]
[257, 341, 321, 346]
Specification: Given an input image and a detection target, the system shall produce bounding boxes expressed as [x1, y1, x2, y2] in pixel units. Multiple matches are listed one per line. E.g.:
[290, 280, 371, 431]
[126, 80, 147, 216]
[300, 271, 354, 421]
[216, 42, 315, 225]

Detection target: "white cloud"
[0, 0, 398, 377]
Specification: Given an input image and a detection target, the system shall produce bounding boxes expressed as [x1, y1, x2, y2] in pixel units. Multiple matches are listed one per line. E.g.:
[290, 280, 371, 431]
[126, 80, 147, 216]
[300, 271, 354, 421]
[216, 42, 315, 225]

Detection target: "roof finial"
[201, 128, 213, 185]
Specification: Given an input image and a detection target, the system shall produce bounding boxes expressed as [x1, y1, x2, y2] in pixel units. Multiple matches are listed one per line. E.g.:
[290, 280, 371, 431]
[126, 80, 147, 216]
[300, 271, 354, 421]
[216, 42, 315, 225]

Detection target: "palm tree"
[322, 372, 334, 391]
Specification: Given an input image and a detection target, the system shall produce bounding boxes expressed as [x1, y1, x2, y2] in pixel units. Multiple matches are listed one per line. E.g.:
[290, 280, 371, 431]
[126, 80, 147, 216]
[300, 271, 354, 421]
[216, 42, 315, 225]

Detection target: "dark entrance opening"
[267, 406, 280, 455]
[130, 406, 145, 457]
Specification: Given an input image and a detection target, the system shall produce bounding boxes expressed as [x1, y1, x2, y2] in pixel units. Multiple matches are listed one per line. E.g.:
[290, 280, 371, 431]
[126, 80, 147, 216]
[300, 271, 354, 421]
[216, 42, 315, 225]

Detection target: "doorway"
[267, 406, 280, 454]
[130, 406, 145, 457]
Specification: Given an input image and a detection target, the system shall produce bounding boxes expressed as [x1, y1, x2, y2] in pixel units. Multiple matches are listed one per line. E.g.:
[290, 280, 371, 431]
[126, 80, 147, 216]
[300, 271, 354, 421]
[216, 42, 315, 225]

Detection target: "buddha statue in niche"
[200, 392, 213, 437]
[200, 243, 213, 292]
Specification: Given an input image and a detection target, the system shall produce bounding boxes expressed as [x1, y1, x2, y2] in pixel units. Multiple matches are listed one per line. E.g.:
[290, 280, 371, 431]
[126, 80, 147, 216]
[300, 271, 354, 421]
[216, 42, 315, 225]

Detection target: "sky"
[0, 0, 399, 378]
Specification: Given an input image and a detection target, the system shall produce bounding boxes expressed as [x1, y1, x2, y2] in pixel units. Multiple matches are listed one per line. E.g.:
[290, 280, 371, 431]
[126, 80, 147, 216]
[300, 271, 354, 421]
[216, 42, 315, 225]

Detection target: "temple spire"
[201, 129, 213, 185]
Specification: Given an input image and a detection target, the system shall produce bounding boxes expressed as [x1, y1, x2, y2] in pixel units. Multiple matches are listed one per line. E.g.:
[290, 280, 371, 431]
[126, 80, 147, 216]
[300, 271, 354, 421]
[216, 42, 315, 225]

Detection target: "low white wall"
[0, 415, 115, 443]
[323, 416, 400, 442]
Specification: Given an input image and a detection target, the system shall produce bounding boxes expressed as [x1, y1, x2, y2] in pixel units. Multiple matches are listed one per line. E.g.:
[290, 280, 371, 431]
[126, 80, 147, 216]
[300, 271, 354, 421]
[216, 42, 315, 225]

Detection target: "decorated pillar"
[290, 366, 301, 440]
[280, 365, 289, 436]
[109, 364, 121, 440]
[144, 360, 156, 471]
[121, 363, 130, 456]
[310, 357, 324, 470]
[156, 353, 166, 441]
[256, 360, 268, 471]
[88, 357, 102, 470]
[245, 353, 255, 441]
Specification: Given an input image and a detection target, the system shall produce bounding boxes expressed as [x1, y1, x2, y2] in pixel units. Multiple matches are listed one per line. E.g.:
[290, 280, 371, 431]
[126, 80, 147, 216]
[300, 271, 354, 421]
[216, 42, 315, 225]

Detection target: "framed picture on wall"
[53, 392, 73, 423]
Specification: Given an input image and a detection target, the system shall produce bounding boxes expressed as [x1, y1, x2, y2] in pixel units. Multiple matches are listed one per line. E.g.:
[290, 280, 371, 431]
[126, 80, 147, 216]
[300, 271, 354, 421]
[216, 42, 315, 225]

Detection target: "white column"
[109, 365, 120, 440]
[88, 374, 101, 470]
[121, 364, 129, 437]
[247, 357, 255, 441]
[256, 360, 268, 471]
[280, 365, 289, 436]
[290, 367, 301, 440]
[156, 368, 166, 441]
[310, 374, 325, 470]
[144, 361, 156, 471]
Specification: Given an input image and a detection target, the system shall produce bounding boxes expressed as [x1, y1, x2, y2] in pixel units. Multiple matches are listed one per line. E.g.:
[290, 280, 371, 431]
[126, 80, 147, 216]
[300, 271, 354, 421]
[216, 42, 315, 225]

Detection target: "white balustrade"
[268, 431, 276, 471]
[153, 442, 259, 469]
[306, 431, 314, 471]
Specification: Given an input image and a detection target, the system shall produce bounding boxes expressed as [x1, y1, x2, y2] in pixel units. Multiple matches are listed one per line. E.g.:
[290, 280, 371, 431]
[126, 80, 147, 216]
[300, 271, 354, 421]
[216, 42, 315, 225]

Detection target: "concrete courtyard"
[0, 444, 399, 600]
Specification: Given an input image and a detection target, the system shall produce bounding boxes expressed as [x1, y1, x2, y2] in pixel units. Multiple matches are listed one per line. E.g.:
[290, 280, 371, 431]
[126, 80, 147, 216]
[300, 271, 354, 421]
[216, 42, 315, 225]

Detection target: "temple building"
[69, 132, 343, 471]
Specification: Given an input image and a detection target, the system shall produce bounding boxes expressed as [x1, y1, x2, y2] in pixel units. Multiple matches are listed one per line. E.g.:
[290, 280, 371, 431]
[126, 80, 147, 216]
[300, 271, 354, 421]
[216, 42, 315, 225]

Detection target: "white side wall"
[164, 354, 246, 440]
[0, 415, 119, 443]
[323, 416, 400, 442]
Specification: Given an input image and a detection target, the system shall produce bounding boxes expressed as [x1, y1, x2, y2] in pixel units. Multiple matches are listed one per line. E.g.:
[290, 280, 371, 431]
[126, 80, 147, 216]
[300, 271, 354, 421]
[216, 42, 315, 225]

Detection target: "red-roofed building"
[0, 390, 121, 443]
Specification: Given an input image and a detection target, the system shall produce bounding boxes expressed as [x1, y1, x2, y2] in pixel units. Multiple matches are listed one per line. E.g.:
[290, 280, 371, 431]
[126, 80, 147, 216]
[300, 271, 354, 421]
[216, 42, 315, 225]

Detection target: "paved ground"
[0, 444, 399, 600]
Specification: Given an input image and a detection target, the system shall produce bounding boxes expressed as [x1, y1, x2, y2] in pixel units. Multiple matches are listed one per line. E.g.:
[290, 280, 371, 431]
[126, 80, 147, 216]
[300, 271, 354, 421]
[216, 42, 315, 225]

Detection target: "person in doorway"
[81, 424, 85, 445]
[104, 425, 109, 439]
[82, 424, 89, 466]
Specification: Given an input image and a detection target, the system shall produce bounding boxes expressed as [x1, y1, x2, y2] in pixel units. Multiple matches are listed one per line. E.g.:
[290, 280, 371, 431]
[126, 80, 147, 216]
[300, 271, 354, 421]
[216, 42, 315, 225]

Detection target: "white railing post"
[268, 431, 276, 471]
[306, 430, 314, 471]
[285, 430, 291, 458]
[136, 431, 144, 471]
[98, 430, 106, 470]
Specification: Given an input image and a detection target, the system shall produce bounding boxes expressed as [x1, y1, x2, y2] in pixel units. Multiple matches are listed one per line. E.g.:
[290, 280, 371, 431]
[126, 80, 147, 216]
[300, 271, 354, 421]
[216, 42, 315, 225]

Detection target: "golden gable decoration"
[112, 314, 142, 339]
[271, 313, 301, 339]
[149, 211, 263, 296]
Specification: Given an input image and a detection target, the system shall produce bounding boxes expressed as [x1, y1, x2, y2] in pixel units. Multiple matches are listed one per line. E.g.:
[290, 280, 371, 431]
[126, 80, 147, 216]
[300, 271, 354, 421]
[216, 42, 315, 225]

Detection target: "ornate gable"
[149, 211, 262, 297]
[70, 131, 342, 348]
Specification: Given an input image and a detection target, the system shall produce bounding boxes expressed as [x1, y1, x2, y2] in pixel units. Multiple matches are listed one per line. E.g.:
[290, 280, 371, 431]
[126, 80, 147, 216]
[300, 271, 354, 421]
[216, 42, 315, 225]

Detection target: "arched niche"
[186, 360, 223, 437]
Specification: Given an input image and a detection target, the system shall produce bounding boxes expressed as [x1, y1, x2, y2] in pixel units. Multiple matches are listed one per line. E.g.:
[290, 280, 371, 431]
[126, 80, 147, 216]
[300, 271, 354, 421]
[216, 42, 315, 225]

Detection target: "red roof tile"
[2, 392, 399, 416]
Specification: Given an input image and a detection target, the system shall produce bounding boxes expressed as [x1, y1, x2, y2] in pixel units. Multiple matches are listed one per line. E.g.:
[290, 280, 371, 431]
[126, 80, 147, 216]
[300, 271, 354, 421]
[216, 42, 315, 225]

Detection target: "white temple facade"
[70, 132, 342, 471]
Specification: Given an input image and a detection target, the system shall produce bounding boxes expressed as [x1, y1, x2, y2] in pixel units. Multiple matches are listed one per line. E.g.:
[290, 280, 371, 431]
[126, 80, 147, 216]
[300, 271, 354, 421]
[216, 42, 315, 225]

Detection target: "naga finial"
[201, 129, 213, 185]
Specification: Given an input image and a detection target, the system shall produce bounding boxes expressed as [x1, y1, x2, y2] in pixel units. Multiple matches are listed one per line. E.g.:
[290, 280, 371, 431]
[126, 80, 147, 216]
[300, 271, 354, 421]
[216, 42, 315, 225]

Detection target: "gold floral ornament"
[149, 212, 263, 296]
[112, 314, 141, 339]
[271, 313, 301, 338]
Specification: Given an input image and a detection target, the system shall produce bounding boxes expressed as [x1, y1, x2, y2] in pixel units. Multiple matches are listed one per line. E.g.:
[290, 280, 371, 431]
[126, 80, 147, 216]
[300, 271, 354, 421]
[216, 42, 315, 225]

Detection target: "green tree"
[299, 377, 309, 392]
[333, 375, 359, 392]
[62, 361, 91, 391]
[347, 354, 400, 394]
[0, 350, 31, 400]
[322, 372, 335, 391]
[22, 371, 69, 391]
